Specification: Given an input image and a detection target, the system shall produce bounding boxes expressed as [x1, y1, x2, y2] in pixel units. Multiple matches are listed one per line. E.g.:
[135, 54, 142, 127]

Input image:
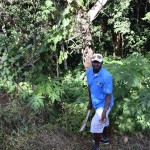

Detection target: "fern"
[34, 78, 64, 103]
[27, 94, 44, 110]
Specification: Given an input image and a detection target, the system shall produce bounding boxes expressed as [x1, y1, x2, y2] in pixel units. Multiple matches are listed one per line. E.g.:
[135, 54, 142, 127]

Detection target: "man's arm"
[104, 94, 111, 111]
[87, 86, 92, 109]
[100, 74, 113, 123]
[100, 94, 111, 123]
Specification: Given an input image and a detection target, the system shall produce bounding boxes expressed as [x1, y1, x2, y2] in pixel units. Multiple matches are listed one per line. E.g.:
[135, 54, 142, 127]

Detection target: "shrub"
[104, 53, 150, 133]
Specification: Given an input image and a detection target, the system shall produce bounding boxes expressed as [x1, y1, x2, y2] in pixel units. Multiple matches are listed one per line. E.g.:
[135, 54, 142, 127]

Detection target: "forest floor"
[14, 127, 150, 150]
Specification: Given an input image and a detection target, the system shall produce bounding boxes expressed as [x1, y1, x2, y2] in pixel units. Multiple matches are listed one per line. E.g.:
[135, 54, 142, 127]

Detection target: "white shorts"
[90, 108, 110, 133]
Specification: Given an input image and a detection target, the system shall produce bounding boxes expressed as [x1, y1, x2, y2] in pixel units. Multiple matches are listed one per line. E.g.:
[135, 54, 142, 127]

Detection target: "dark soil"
[0, 90, 10, 107]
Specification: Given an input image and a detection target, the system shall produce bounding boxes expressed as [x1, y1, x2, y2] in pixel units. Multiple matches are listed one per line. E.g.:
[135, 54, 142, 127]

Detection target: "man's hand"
[100, 109, 107, 123]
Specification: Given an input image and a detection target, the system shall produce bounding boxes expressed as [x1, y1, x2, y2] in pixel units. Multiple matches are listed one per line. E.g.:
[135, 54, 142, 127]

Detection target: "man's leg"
[91, 109, 104, 150]
[101, 108, 111, 144]
[92, 109, 110, 145]
[94, 133, 101, 146]
[100, 125, 110, 144]
[91, 133, 101, 150]
[103, 125, 110, 140]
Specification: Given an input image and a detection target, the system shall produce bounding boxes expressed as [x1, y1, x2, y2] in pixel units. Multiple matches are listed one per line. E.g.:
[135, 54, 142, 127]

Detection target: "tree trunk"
[61, 42, 68, 70]
[112, 32, 122, 57]
[56, 55, 59, 77]
[76, 10, 93, 71]
[88, 0, 108, 22]
[77, 0, 108, 70]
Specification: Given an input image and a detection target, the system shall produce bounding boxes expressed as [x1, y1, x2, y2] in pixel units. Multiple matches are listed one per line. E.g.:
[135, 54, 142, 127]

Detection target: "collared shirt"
[86, 67, 114, 109]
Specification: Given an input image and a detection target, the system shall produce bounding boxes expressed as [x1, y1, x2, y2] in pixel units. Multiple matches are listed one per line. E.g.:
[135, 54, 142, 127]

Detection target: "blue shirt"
[86, 67, 114, 109]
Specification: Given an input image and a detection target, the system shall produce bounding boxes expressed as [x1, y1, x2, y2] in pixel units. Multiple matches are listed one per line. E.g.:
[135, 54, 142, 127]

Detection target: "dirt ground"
[17, 128, 150, 150]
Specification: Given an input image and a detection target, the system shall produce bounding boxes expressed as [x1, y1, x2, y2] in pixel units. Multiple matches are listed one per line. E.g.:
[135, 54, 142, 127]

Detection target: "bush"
[58, 102, 88, 132]
[104, 53, 150, 133]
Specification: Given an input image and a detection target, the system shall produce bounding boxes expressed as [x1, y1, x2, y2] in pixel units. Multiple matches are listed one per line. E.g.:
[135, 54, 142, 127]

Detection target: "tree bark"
[112, 32, 122, 57]
[77, 0, 108, 70]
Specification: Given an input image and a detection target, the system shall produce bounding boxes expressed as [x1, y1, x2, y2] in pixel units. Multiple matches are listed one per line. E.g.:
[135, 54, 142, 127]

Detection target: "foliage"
[16, 77, 64, 111]
[109, 0, 131, 34]
[0, 54, 150, 142]
[92, 0, 150, 55]
[56, 54, 150, 133]
[0, 100, 31, 149]
[1, 0, 150, 84]
[58, 102, 87, 132]
[62, 69, 87, 103]
[104, 53, 150, 132]
[0, 0, 150, 142]
[56, 68, 89, 132]
[143, 12, 150, 23]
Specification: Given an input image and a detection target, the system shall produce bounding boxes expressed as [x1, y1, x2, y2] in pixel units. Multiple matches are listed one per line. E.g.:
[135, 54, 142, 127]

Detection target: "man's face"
[92, 61, 102, 72]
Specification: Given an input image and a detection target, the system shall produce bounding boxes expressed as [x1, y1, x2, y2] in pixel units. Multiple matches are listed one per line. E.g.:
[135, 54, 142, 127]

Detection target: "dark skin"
[87, 61, 111, 147]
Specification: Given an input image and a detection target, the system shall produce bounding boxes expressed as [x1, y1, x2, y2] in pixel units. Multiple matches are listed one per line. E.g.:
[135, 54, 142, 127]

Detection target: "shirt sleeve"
[103, 75, 113, 94]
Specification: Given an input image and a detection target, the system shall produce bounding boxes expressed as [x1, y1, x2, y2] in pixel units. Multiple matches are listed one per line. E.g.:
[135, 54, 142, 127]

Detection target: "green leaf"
[15, 54, 21, 60]
[26, 44, 32, 49]
[9, 57, 15, 63]
[28, 94, 44, 110]
[1, 55, 7, 61]
[46, 0, 53, 7]
[53, 34, 63, 44]
[142, 12, 150, 23]
[76, 0, 85, 8]
[62, 18, 70, 27]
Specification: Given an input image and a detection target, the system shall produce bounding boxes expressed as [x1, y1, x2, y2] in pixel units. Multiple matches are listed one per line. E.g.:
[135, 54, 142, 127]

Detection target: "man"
[86, 53, 114, 150]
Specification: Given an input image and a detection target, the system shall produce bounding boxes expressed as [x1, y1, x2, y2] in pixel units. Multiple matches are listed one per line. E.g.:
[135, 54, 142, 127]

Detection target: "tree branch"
[88, 0, 108, 22]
